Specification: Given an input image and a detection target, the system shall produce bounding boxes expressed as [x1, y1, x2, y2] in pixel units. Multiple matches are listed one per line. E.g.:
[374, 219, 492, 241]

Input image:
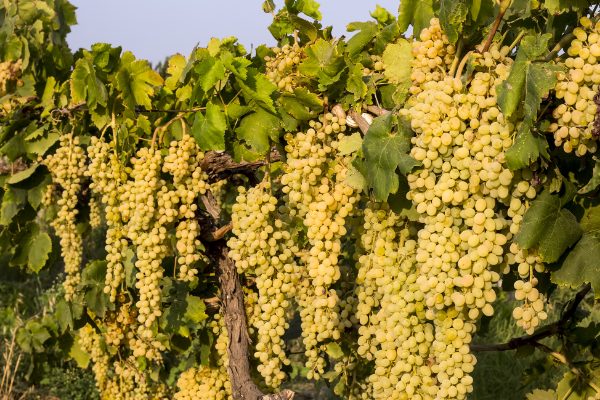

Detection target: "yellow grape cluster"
[0, 58, 23, 108]
[174, 314, 232, 400]
[162, 134, 209, 281]
[227, 182, 297, 389]
[409, 18, 456, 97]
[210, 179, 228, 210]
[363, 54, 384, 75]
[549, 16, 600, 156]
[265, 43, 302, 94]
[86, 136, 129, 302]
[90, 194, 102, 228]
[43, 135, 87, 301]
[353, 202, 445, 400]
[280, 114, 361, 377]
[333, 354, 373, 400]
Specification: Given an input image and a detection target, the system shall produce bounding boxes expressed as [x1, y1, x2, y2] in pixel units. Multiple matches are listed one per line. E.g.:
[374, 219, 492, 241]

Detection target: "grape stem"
[469, 283, 592, 352]
[507, 31, 526, 54]
[527, 340, 600, 394]
[480, 0, 512, 55]
[448, 38, 465, 77]
[454, 51, 473, 80]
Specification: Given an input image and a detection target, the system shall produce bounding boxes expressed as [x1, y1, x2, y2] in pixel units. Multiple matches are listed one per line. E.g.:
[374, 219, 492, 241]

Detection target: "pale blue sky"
[67, 0, 404, 65]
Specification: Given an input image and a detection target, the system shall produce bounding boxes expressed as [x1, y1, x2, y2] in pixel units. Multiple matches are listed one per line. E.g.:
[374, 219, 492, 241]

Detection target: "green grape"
[43, 134, 87, 301]
[90, 194, 102, 228]
[265, 43, 302, 94]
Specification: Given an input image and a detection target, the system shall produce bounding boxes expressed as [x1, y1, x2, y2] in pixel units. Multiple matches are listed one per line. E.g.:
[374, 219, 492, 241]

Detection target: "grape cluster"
[90, 194, 102, 228]
[228, 182, 297, 389]
[0, 58, 23, 108]
[43, 135, 87, 300]
[548, 16, 600, 156]
[409, 18, 456, 98]
[174, 314, 232, 400]
[86, 136, 129, 302]
[265, 44, 302, 94]
[280, 113, 361, 377]
[209, 179, 228, 210]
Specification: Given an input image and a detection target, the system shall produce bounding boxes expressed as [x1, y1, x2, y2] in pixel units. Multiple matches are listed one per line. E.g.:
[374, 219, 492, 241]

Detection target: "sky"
[67, 0, 403, 66]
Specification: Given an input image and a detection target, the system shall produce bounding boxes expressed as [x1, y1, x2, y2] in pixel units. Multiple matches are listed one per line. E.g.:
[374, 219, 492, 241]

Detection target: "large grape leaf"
[237, 68, 277, 113]
[165, 54, 187, 90]
[556, 371, 596, 400]
[195, 56, 225, 92]
[362, 113, 420, 201]
[235, 107, 282, 154]
[347, 63, 367, 101]
[16, 321, 50, 353]
[116, 52, 164, 110]
[498, 34, 559, 122]
[8, 221, 51, 273]
[397, 0, 435, 37]
[514, 189, 582, 263]
[382, 40, 413, 106]
[551, 233, 600, 296]
[439, 0, 469, 44]
[192, 102, 227, 151]
[70, 56, 106, 110]
[298, 39, 345, 79]
[345, 20, 399, 58]
[82, 260, 111, 317]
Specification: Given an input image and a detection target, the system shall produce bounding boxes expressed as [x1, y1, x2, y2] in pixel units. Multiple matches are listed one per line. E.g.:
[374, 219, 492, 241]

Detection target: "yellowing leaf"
[116, 52, 164, 110]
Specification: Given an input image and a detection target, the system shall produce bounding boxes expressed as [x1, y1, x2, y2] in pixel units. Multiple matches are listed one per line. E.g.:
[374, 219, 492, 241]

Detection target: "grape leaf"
[55, 298, 74, 333]
[237, 68, 278, 113]
[526, 389, 557, 400]
[165, 54, 187, 90]
[28, 232, 51, 273]
[68, 334, 91, 369]
[439, 0, 469, 44]
[382, 40, 413, 106]
[551, 233, 600, 296]
[183, 296, 208, 323]
[7, 163, 38, 184]
[579, 158, 600, 194]
[289, 14, 318, 42]
[192, 102, 227, 151]
[347, 63, 367, 101]
[505, 124, 549, 170]
[299, 39, 345, 78]
[346, 22, 379, 60]
[556, 371, 595, 400]
[82, 260, 111, 317]
[294, 0, 322, 19]
[16, 321, 50, 353]
[221, 53, 251, 79]
[514, 190, 582, 263]
[280, 95, 312, 120]
[338, 132, 363, 155]
[498, 34, 559, 122]
[371, 5, 397, 26]
[71, 56, 105, 109]
[397, 0, 435, 37]
[195, 56, 225, 92]
[116, 52, 164, 110]
[545, 0, 587, 15]
[344, 164, 368, 191]
[363, 113, 421, 201]
[325, 342, 344, 359]
[235, 107, 281, 154]
[124, 249, 136, 288]
[293, 87, 323, 111]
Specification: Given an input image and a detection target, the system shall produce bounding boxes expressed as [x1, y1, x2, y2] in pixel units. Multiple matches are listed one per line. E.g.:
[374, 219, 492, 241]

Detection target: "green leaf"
[556, 371, 595, 400]
[371, 5, 396, 26]
[345, 164, 368, 192]
[325, 342, 344, 359]
[236, 107, 282, 154]
[514, 190, 582, 263]
[579, 158, 600, 194]
[439, 0, 469, 44]
[192, 103, 227, 151]
[525, 389, 557, 400]
[397, 0, 435, 37]
[295, 0, 322, 19]
[24, 130, 60, 157]
[281, 95, 312, 120]
[183, 296, 208, 323]
[69, 334, 91, 369]
[347, 63, 367, 101]
[505, 123, 549, 170]
[17, 321, 50, 353]
[195, 57, 225, 92]
[71, 56, 105, 109]
[299, 39, 345, 78]
[382, 40, 413, 106]
[338, 132, 363, 155]
[551, 233, 600, 296]
[498, 35, 559, 122]
[292, 87, 323, 112]
[289, 14, 318, 42]
[116, 52, 164, 110]
[238, 68, 278, 113]
[82, 260, 110, 317]
[165, 54, 187, 90]
[363, 113, 421, 201]
[334, 378, 347, 397]
[262, 0, 276, 13]
[545, 0, 587, 15]
[388, 174, 419, 220]
[221, 53, 252, 79]
[322, 370, 341, 382]
[346, 22, 379, 60]
[40, 76, 56, 118]
[28, 232, 51, 273]
[124, 249, 136, 288]
[55, 298, 73, 333]
[7, 163, 38, 184]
